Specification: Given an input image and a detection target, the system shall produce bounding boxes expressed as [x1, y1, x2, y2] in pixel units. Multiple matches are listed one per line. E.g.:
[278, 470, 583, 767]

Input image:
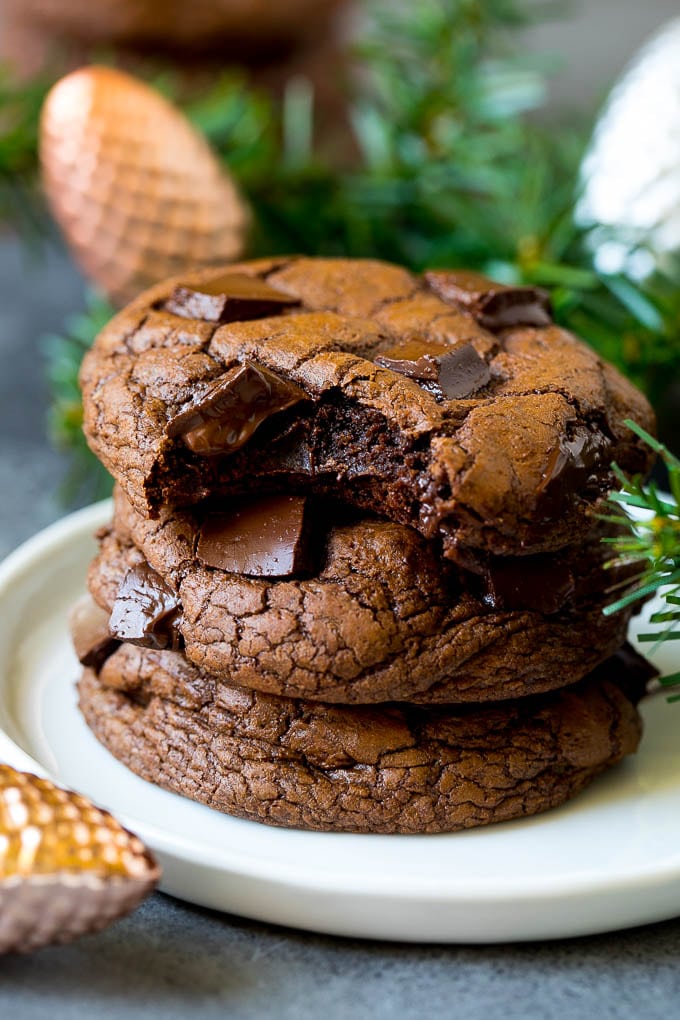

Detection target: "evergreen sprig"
[43, 292, 115, 502]
[0, 66, 52, 240]
[602, 422, 680, 694]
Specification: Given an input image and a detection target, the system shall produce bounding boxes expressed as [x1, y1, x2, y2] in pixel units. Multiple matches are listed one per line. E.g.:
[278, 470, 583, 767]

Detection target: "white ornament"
[577, 18, 680, 274]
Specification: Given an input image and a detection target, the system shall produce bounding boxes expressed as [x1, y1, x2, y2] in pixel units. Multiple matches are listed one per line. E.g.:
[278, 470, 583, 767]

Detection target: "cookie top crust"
[80, 256, 655, 560]
[85, 488, 633, 704]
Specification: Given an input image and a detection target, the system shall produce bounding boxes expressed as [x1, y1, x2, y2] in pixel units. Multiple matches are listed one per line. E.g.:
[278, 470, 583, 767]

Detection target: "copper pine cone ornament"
[0, 765, 159, 953]
[40, 66, 250, 306]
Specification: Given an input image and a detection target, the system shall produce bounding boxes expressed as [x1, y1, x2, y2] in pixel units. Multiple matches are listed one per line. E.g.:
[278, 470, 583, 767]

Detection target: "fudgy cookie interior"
[80, 257, 655, 562]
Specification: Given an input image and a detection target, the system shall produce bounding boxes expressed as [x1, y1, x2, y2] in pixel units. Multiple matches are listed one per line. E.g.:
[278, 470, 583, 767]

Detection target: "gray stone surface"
[3, 894, 680, 1020]
[1, 236, 680, 1017]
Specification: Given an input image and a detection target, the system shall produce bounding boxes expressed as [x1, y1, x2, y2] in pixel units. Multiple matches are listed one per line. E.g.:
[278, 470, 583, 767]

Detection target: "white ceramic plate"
[1, 501, 680, 944]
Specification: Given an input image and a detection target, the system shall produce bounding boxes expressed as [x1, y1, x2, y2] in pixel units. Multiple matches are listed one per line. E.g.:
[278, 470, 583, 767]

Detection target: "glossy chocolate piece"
[536, 427, 612, 514]
[167, 362, 306, 457]
[425, 269, 552, 331]
[267, 422, 316, 476]
[197, 494, 311, 577]
[69, 596, 119, 670]
[109, 564, 181, 650]
[164, 272, 299, 323]
[482, 558, 576, 615]
[376, 340, 491, 399]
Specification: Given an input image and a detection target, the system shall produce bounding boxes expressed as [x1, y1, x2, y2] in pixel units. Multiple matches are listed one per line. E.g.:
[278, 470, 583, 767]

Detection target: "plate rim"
[2, 502, 680, 921]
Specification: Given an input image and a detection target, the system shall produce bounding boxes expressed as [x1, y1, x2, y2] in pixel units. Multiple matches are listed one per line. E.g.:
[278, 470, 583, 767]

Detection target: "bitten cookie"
[85, 489, 634, 704]
[77, 642, 650, 835]
[79, 257, 655, 563]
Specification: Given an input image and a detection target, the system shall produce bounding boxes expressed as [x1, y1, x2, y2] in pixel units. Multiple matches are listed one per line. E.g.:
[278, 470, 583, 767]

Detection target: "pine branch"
[42, 292, 115, 503]
[0, 66, 54, 240]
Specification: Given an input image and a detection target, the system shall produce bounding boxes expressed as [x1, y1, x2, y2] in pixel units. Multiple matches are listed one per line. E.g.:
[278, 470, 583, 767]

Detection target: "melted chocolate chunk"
[166, 362, 306, 457]
[164, 273, 300, 323]
[376, 341, 491, 399]
[425, 270, 552, 331]
[197, 495, 312, 577]
[482, 558, 575, 614]
[536, 427, 612, 515]
[267, 422, 316, 477]
[70, 598, 119, 670]
[109, 564, 182, 650]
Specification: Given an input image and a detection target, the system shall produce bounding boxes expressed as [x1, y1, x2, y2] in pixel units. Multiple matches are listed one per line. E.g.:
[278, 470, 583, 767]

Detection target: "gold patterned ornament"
[0, 765, 159, 953]
[40, 66, 251, 306]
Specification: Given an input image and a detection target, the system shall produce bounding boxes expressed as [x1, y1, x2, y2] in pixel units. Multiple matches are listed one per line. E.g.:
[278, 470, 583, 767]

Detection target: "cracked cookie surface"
[77, 643, 647, 834]
[87, 489, 634, 704]
[80, 257, 655, 562]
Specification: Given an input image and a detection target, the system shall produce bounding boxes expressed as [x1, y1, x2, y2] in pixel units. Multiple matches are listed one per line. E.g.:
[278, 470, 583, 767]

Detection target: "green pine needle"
[0, 65, 55, 240]
[42, 292, 115, 503]
[604, 422, 680, 694]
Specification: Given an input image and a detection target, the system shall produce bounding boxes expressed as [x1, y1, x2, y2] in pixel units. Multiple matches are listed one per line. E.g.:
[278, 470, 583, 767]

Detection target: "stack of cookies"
[71, 257, 657, 834]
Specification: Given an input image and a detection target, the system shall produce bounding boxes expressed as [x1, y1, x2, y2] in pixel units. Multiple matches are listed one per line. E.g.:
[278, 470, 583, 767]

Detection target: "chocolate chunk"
[435, 344, 492, 398]
[167, 362, 306, 457]
[376, 341, 491, 399]
[482, 558, 575, 614]
[536, 427, 612, 515]
[425, 270, 552, 331]
[164, 273, 300, 323]
[197, 495, 312, 577]
[109, 564, 181, 650]
[376, 339, 446, 382]
[609, 643, 659, 689]
[268, 422, 316, 477]
[69, 597, 119, 670]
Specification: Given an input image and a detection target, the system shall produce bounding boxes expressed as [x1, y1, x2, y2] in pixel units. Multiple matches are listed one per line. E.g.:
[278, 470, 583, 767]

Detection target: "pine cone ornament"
[0, 764, 159, 953]
[40, 66, 250, 306]
[577, 17, 680, 274]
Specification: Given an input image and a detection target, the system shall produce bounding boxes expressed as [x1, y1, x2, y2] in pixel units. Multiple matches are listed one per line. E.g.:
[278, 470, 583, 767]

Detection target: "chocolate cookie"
[85, 489, 634, 704]
[80, 257, 654, 563]
[77, 642, 649, 835]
